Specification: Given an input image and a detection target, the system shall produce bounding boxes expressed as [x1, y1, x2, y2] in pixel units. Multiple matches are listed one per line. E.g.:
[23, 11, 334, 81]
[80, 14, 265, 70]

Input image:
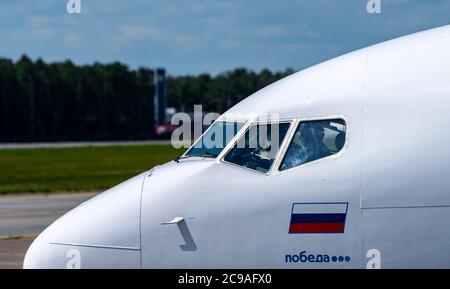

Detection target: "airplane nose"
[23, 226, 63, 269]
[23, 171, 148, 269]
[23, 222, 141, 269]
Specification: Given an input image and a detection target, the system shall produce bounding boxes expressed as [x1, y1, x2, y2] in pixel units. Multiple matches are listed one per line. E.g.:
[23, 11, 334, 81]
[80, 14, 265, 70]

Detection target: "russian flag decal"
[289, 203, 348, 234]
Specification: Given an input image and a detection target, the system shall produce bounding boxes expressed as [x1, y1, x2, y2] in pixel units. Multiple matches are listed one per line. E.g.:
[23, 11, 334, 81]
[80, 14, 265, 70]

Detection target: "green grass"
[0, 144, 181, 195]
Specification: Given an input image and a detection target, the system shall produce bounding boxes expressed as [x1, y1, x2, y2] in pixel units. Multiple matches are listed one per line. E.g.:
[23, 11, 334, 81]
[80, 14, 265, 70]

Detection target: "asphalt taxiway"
[0, 192, 96, 269]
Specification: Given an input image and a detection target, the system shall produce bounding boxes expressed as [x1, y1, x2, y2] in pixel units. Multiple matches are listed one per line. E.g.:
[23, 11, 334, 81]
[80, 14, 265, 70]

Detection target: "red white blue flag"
[289, 203, 348, 234]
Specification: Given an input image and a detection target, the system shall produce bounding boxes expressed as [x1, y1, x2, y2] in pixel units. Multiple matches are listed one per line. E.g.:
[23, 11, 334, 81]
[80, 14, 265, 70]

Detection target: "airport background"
[0, 56, 293, 142]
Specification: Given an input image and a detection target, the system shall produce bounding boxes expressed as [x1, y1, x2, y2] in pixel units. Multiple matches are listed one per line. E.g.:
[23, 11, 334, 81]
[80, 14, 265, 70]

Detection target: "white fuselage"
[24, 24, 450, 269]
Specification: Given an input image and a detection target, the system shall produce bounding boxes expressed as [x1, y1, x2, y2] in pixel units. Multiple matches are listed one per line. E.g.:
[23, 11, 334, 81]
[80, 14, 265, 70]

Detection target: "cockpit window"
[279, 119, 346, 171]
[185, 121, 244, 158]
[223, 122, 291, 173]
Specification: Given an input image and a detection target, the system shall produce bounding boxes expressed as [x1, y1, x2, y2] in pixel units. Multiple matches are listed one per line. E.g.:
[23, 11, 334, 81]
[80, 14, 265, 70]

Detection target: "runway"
[0, 192, 96, 269]
[0, 236, 35, 269]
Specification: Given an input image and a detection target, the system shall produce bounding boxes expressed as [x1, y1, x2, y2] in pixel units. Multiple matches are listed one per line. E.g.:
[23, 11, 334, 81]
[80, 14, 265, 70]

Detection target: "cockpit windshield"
[223, 122, 291, 173]
[184, 121, 245, 158]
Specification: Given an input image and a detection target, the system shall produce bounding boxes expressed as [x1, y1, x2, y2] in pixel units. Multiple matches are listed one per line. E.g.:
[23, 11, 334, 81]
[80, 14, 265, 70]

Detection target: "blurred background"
[0, 0, 449, 268]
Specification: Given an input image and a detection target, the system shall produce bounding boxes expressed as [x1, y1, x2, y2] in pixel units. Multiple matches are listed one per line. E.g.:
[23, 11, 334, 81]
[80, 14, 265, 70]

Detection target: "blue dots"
[332, 255, 350, 262]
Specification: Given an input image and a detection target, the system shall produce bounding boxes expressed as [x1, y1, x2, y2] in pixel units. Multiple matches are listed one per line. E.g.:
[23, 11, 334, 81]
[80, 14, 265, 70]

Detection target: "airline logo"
[289, 202, 348, 234]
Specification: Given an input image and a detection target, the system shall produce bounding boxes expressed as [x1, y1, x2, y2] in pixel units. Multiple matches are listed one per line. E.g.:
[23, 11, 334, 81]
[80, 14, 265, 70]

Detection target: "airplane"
[24, 24, 450, 269]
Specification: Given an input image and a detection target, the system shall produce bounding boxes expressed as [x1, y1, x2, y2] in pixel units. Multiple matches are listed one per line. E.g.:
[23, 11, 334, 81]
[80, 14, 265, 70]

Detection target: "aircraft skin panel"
[23, 172, 145, 268]
[362, 31, 450, 208]
[363, 207, 450, 268]
[367, 25, 450, 58]
[360, 27, 450, 268]
[140, 133, 362, 268]
[220, 48, 368, 122]
[24, 244, 140, 269]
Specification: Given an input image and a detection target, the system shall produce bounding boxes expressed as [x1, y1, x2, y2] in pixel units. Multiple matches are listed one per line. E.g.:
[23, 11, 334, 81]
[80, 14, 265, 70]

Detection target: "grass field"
[0, 145, 181, 194]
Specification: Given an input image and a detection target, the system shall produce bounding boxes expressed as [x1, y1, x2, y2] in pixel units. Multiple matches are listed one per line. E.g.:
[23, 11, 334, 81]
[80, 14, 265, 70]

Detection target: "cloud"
[175, 35, 197, 46]
[32, 28, 56, 40]
[218, 39, 243, 51]
[253, 25, 287, 39]
[119, 24, 163, 41]
[63, 34, 83, 48]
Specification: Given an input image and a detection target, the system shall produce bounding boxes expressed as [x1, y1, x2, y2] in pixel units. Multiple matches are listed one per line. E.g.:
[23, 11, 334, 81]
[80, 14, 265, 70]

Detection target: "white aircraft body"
[24, 25, 450, 269]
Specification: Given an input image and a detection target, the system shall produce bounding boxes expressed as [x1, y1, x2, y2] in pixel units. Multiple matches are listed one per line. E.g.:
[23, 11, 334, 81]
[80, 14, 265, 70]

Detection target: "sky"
[0, 0, 449, 75]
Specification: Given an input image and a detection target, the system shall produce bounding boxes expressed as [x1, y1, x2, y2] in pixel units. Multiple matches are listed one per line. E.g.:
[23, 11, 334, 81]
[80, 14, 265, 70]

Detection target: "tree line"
[167, 67, 294, 113]
[0, 55, 294, 142]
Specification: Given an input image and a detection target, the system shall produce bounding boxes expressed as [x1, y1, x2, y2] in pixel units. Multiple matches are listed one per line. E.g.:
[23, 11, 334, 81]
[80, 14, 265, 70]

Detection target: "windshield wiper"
[174, 150, 218, 163]
[174, 155, 194, 163]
